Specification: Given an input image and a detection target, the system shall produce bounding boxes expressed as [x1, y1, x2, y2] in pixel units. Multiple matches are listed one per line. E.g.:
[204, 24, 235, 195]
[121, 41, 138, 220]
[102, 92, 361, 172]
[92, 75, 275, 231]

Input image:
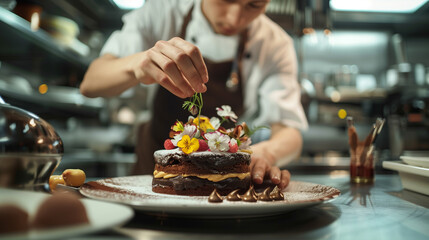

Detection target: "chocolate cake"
[152, 149, 251, 196]
[151, 95, 256, 196]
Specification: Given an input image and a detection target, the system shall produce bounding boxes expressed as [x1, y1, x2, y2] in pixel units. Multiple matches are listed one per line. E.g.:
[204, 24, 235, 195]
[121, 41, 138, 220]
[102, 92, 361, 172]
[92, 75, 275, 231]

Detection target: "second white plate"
[400, 156, 429, 168]
[383, 161, 429, 196]
[0, 188, 134, 240]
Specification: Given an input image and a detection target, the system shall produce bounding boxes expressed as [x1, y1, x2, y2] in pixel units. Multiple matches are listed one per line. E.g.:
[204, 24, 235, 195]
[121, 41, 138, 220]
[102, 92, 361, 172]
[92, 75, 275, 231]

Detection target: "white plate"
[402, 150, 429, 157]
[400, 156, 429, 168]
[0, 188, 134, 240]
[383, 161, 429, 196]
[80, 175, 341, 218]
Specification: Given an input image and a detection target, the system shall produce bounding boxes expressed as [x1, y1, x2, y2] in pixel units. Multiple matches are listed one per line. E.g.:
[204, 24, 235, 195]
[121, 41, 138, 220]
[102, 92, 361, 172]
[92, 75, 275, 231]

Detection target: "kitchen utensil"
[347, 116, 358, 152]
[359, 118, 385, 165]
[0, 96, 63, 191]
[348, 117, 385, 184]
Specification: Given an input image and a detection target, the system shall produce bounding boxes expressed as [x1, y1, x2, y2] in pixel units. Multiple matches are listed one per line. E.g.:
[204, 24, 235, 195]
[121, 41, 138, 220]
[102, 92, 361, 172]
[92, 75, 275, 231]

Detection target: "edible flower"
[193, 116, 214, 133]
[188, 105, 198, 115]
[209, 117, 221, 130]
[169, 121, 184, 138]
[171, 121, 184, 132]
[172, 124, 198, 146]
[205, 132, 230, 152]
[229, 138, 238, 153]
[177, 135, 200, 154]
[239, 137, 252, 150]
[216, 105, 238, 123]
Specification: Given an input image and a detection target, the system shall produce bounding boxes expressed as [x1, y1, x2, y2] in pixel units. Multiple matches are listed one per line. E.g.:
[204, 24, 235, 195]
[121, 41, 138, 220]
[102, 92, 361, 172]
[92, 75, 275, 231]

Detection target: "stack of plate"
[383, 151, 429, 196]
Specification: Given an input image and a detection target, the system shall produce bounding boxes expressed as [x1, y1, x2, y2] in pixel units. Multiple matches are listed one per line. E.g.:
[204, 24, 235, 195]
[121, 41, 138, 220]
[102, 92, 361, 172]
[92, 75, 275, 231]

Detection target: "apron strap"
[180, 5, 194, 39]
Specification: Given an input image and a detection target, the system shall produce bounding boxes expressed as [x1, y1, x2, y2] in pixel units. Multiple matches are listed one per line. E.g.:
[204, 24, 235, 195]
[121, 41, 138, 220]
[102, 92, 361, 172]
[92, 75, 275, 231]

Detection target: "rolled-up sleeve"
[257, 73, 308, 130]
[244, 22, 308, 130]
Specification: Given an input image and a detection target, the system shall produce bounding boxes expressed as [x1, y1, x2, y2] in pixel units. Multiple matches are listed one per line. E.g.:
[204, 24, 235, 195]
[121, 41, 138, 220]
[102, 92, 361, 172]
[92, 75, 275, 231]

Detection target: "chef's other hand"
[250, 145, 290, 190]
[131, 37, 209, 98]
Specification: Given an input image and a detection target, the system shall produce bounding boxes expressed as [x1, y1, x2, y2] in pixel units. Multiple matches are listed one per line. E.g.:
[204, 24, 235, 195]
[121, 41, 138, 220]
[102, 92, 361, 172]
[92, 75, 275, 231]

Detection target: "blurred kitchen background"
[1, 0, 428, 177]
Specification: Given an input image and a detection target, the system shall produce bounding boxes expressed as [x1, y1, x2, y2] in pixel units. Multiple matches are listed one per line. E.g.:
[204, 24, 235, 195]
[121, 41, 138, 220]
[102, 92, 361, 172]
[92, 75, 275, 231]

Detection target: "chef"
[80, 0, 308, 189]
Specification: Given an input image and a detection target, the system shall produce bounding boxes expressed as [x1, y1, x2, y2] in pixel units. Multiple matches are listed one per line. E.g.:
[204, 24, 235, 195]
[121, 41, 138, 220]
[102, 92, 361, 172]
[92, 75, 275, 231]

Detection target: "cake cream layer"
[153, 149, 251, 172]
[153, 170, 250, 182]
[154, 160, 249, 175]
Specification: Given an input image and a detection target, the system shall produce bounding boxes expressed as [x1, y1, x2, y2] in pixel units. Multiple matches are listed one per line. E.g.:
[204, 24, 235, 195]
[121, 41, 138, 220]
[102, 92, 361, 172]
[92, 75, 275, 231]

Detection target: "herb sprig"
[182, 93, 203, 129]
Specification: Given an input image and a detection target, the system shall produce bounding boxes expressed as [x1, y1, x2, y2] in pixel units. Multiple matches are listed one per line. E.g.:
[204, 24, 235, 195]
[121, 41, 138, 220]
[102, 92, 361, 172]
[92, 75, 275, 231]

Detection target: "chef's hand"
[250, 144, 291, 190]
[131, 37, 209, 98]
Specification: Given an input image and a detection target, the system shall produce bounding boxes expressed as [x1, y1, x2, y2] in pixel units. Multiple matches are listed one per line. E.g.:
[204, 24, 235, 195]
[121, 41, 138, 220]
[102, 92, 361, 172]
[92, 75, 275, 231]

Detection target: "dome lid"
[0, 101, 63, 155]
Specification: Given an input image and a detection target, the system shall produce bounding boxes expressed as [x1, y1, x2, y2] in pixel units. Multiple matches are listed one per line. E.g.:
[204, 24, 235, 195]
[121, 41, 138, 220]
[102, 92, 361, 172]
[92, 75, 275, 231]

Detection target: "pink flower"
[239, 138, 252, 150]
[229, 138, 238, 153]
[188, 105, 198, 115]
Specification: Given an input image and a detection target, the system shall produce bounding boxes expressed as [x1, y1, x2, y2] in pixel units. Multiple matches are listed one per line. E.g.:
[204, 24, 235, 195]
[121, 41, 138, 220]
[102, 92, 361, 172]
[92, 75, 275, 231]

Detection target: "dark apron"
[133, 6, 248, 175]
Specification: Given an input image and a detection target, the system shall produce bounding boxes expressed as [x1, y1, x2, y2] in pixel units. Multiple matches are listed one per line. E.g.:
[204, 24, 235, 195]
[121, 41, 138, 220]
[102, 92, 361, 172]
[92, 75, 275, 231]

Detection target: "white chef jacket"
[100, 0, 308, 131]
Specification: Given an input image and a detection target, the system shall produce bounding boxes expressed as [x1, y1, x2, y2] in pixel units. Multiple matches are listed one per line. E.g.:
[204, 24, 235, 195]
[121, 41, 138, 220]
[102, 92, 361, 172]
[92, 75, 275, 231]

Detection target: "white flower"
[216, 105, 238, 122]
[172, 124, 197, 146]
[205, 132, 230, 152]
[239, 138, 252, 150]
[209, 117, 221, 130]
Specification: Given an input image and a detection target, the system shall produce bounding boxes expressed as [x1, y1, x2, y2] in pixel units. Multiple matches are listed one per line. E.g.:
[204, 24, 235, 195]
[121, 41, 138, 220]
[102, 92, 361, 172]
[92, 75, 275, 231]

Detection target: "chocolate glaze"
[241, 186, 257, 202]
[208, 189, 223, 203]
[226, 189, 242, 201]
[270, 186, 284, 201]
[258, 187, 273, 201]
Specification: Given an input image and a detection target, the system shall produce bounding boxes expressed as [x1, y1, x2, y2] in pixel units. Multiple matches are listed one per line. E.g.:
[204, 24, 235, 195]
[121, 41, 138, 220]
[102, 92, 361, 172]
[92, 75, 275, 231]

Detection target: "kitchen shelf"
[0, 6, 92, 76]
[0, 6, 103, 118]
[0, 85, 104, 118]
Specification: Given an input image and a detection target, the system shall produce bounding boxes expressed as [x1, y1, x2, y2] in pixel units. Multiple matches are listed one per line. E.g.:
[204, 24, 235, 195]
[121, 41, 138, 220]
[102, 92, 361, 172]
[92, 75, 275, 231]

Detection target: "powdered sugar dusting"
[80, 175, 340, 216]
[154, 149, 250, 158]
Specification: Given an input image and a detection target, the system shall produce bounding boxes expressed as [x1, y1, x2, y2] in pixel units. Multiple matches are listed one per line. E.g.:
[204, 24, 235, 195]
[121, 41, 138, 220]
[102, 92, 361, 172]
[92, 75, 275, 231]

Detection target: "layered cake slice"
[152, 149, 251, 196]
[151, 94, 257, 196]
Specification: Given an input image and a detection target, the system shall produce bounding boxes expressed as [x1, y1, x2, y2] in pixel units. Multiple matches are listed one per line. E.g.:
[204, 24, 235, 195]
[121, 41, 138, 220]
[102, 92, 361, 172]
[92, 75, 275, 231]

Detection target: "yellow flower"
[193, 117, 214, 133]
[170, 121, 184, 138]
[177, 135, 200, 154]
[171, 121, 184, 132]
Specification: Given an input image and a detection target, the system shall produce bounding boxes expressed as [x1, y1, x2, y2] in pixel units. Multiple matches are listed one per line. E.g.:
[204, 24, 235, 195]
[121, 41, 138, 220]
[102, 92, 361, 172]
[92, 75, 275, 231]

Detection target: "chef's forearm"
[266, 123, 303, 165]
[80, 54, 140, 98]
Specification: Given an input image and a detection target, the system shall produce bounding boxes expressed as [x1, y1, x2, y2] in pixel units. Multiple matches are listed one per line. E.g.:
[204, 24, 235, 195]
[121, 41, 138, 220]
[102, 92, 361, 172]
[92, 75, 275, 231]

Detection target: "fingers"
[169, 37, 208, 84]
[141, 54, 187, 98]
[267, 167, 290, 190]
[149, 49, 195, 97]
[251, 158, 269, 185]
[269, 167, 281, 185]
[278, 169, 291, 190]
[251, 157, 291, 190]
[154, 38, 208, 94]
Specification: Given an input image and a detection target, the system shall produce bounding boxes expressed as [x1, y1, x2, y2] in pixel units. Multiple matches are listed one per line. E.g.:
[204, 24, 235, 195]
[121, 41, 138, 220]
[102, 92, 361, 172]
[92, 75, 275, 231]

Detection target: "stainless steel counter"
[74, 172, 429, 240]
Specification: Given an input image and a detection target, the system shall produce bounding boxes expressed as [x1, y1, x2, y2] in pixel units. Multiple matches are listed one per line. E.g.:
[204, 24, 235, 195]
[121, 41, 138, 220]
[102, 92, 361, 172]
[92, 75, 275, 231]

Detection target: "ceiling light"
[330, 0, 428, 13]
[112, 0, 145, 9]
